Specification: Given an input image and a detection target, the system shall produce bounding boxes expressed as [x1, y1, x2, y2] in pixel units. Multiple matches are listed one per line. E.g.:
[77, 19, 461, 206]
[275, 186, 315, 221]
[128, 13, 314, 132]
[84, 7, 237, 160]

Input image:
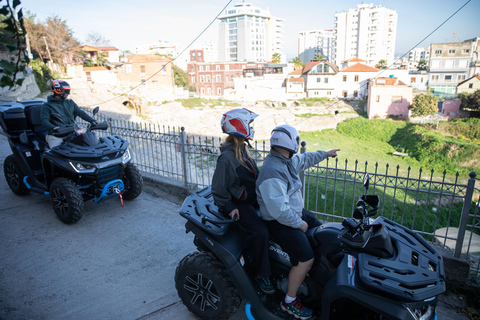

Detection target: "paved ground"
[0, 131, 470, 320]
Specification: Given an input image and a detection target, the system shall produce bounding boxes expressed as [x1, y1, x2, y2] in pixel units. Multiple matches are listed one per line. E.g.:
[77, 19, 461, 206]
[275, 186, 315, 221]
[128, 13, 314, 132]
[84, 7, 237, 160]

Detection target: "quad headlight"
[122, 149, 131, 164]
[69, 161, 97, 173]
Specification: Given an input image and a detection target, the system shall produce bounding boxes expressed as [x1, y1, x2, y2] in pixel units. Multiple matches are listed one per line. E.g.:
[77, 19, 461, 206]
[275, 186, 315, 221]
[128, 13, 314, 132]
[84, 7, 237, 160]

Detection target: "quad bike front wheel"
[175, 252, 241, 320]
[49, 177, 84, 224]
[121, 163, 143, 200]
[4, 154, 30, 195]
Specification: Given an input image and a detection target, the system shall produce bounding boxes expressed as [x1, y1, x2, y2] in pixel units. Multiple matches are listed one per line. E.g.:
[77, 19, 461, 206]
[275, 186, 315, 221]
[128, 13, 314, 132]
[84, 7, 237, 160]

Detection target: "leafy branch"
[0, 0, 30, 88]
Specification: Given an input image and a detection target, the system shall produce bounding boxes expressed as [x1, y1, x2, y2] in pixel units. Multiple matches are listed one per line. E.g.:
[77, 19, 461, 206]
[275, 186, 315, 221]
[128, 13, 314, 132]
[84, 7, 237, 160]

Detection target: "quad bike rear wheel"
[175, 251, 241, 320]
[49, 177, 84, 224]
[4, 154, 30, 195]
[121, 163, 143, 200]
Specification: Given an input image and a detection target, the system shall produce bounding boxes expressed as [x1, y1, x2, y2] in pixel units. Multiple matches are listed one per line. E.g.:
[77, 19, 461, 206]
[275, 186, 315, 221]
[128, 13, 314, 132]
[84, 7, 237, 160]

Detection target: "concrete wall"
[367, 84, 412, 119]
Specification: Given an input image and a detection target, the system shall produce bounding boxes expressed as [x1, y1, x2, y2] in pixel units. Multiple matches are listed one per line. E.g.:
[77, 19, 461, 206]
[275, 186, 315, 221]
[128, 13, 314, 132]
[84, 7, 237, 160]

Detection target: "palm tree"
[377, 59, 388, 69]
[314, 54, 324, 60]
[272, 52, 281, 64]
[290, 56, 305, 70]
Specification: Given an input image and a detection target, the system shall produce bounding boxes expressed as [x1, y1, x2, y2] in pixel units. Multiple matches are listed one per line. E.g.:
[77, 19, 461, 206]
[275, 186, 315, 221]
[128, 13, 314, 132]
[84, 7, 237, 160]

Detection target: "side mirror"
[93, 106, 99, 116]
[363, 173, 370, 190]
[51, 113, 65, 124]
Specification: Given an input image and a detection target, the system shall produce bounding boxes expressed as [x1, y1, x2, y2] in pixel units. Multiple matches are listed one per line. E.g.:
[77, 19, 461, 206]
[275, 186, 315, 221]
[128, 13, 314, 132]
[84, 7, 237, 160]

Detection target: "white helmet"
[270, 124, 300, 154]
[221, 108, 259, 140]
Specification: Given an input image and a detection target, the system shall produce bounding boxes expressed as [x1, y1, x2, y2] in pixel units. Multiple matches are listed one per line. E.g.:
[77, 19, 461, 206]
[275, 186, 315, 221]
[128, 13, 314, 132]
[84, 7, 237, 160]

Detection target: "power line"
[83, 0, 233, 108]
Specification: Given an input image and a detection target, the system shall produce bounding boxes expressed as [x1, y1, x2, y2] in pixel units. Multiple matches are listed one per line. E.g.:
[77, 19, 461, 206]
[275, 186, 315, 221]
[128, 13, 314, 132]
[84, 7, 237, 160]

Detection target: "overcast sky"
[20, 0, 480, 61]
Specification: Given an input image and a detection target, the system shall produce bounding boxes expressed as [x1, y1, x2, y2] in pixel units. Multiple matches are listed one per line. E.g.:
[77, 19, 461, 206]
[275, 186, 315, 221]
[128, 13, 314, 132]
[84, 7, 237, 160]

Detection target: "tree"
[408, 94, 438, 117]
[462, 89, 480, 113]
[376, 59, 388, 69]
[0, 0, 30, 88]
[24, 12, 80, 69]
[417, 59, 427, 71]
[271, 52, 281, 64]
[289, 56, 305, 70]
[314, 54, 323, 60]
[85, 32, 110, 47]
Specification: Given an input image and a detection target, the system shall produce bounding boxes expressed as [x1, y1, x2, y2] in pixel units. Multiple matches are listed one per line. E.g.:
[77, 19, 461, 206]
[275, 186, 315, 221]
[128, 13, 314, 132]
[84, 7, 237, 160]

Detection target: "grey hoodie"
[256, 149, 327, 228]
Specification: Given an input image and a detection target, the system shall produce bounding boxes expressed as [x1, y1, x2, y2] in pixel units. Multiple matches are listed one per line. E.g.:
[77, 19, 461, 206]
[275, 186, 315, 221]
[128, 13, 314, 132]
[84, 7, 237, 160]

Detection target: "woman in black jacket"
[211, 108, 273, 294]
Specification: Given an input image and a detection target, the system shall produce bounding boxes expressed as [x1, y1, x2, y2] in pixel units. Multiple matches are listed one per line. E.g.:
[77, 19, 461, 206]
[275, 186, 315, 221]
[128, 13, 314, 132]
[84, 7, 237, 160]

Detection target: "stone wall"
[0, 67, 41, 103]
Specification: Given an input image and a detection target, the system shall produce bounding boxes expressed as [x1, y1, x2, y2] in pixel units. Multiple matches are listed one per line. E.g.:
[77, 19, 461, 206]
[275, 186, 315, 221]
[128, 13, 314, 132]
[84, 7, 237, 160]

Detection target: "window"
[469, 83, 474, 88]
[324, 77, 328, 83]
[376, 95, 380, 102]
[216, 65, 220, 71]
[191, 77, 195, 83]
[343, 75, 347, 82]
[199, 66, 203, 71]
[317, 78, 321, 83]
[216, 75, 221, 82]
[448, 49, 455, 54]
[201, 88, 205, 95]
[457, 75, 465, 81]
[217, 87, 222, 95]
[435, 50, 442, 54]
[206, 66, 210, 71]
[126, 64, 132, 73]
[225, 65, 230, 71]
[444, 75, 452, 81]
[354, 91, 358, 97]
[192, 52, 196, 60]
[200, 75, 205, 82]
[206, 75, 211, 82]
[207, 87, 211, 95]
[410, 77, 416, 83]
[392, 96, 402, 103]
[463, 49, 470, 54]
[354, 75, 359, 82]
[342, 90, 347, 97]
[161, 66, 166, 75]
[327, 91, 331, 95]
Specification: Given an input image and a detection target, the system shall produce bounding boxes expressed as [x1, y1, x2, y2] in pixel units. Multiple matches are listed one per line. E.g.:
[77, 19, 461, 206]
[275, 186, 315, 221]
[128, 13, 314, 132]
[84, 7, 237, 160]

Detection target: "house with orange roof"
[116, 54, 173, 88]
[367, 77, 412, 119]
[457, 75, 480, 94]
[78, 45, 120, 63]
[338, 62, 380, 99]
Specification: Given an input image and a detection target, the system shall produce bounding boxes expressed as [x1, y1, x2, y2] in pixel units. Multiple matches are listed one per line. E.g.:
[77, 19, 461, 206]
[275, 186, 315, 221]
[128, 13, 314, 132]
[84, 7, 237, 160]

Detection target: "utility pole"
[42, 36, 53, 68]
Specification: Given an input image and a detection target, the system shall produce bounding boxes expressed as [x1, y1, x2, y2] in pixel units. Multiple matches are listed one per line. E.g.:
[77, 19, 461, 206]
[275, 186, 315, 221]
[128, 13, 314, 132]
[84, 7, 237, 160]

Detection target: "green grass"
[175, 98, 239, 109]
[299, 117, 480, 182]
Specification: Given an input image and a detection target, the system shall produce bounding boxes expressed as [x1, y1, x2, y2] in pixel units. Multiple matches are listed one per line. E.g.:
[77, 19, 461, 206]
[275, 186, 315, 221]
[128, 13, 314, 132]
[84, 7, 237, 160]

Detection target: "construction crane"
[453, 33, 460, 42]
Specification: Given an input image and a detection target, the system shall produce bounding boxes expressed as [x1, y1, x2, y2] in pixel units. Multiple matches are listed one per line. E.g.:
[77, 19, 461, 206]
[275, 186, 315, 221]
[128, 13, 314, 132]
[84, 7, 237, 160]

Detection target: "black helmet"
[51, 80, 71, 98]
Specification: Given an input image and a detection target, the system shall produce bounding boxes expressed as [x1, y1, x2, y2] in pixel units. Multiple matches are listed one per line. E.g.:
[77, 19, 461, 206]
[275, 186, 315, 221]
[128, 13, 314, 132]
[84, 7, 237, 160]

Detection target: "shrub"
[29, 59, 53, 93]
[409, 94, 437, 117]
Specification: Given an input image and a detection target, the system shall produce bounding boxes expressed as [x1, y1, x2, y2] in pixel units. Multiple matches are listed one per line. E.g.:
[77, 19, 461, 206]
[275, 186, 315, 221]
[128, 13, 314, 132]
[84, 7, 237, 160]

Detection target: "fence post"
[180, 127, 189, 188]
[300, 141, 306, 200]
[455, 171, 477, 258]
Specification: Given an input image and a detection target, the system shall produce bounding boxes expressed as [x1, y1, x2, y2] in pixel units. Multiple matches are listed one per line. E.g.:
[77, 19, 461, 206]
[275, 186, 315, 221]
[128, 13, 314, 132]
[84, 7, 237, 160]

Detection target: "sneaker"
[256, 275, 275, 294]
[280, 299, 313, 320]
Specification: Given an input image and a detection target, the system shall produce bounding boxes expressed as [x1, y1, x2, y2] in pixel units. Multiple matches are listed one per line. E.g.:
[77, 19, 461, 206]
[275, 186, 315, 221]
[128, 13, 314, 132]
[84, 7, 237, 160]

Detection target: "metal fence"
[85, 111, 479, 276]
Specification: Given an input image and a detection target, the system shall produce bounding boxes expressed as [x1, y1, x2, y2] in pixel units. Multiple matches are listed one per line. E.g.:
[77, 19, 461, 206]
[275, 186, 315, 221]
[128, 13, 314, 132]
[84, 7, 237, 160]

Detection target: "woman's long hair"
[222, 135, 252, 169]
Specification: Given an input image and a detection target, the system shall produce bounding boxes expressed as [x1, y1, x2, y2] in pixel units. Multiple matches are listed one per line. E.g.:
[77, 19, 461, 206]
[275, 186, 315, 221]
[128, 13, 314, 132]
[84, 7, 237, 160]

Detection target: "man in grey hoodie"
[41, 80, 97, 148]
[256, 124, 339, 320]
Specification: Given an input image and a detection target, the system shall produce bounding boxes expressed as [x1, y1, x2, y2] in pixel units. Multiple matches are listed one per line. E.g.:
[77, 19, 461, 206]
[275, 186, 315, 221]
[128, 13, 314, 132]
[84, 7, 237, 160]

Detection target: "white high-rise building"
[408, 47, 429, 63]
[298, 29, 334, 63]
[217, 3, 284, 62]
[333, 3, 397, 67]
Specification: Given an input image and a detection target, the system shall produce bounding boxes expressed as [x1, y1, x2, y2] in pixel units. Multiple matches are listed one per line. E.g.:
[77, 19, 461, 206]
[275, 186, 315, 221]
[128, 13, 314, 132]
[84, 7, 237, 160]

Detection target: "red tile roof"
[288, 77, 304, 83]
[342, 57, 365, 63]
[96, 46, 119, 51]
[302, 60, 339, 74]
[126, 54, 170, 62]
[288, 69, 303, 75]
[340, 63, 380, 72]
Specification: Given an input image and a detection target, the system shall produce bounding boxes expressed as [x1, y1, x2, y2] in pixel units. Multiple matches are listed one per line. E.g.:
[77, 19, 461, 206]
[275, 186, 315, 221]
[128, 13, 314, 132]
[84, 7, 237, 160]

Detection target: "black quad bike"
[0, 100, 143, 224]
[175, 174, 445, 320]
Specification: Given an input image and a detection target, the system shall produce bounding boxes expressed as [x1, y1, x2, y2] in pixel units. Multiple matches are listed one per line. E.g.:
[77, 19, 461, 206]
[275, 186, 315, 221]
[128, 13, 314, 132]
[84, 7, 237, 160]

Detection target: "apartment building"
[217, 2, 284, 62]
[428, 37, 480, 95]
[333, 4, 397, 67]
[298, 29, 334, 63]
[188, 49, 264, 98]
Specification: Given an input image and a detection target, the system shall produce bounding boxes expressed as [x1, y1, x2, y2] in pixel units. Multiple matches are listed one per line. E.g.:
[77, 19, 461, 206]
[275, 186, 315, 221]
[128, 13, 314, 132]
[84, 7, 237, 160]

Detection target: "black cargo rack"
[179, 186, 233, 236]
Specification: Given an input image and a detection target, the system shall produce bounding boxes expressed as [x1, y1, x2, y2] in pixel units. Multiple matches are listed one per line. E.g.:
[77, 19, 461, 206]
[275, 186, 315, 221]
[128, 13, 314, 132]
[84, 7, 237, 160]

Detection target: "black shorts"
[264, 209, 321, 266]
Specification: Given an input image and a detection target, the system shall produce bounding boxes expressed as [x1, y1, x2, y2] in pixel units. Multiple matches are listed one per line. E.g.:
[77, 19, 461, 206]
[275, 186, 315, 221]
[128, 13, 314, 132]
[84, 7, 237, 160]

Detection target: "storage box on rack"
[0, 103, 27, 132]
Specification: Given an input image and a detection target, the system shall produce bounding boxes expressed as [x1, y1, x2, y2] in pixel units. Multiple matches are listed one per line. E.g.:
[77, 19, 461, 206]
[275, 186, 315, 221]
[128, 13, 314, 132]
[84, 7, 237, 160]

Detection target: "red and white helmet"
[221, 108, 259, 140]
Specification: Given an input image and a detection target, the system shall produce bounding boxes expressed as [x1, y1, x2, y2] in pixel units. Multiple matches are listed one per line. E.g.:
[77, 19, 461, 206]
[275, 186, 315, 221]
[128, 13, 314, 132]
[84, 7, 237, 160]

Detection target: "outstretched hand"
[327, 149, 340, 158]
